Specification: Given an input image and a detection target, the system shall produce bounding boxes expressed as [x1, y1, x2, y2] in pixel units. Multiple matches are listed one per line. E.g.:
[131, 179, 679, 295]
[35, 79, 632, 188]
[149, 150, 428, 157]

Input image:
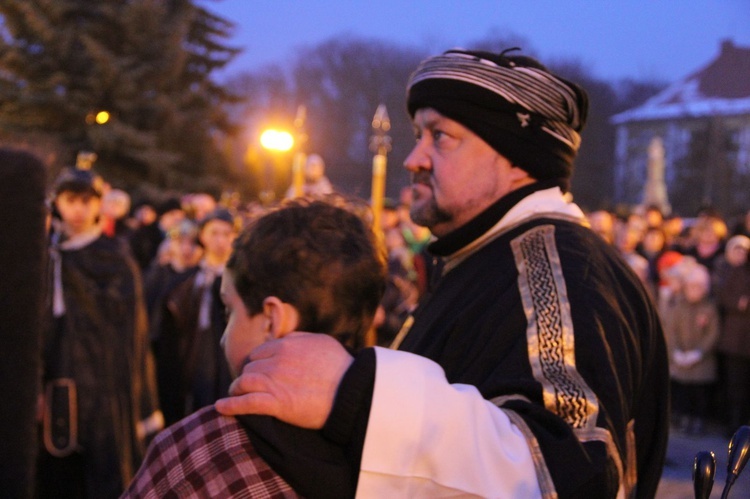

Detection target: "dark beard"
[409, 172, 451, 228]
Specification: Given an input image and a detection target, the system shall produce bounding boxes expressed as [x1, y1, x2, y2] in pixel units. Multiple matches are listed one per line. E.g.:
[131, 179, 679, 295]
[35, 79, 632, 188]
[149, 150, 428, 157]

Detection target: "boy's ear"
[262, 296, 300, 339]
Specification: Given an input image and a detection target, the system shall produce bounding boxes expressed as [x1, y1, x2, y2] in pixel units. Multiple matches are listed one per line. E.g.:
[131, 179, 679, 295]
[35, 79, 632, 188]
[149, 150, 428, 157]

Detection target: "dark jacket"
[156, 267, 231, 425]
[717, 263, 750, 358]
[42, 233, 157, 496]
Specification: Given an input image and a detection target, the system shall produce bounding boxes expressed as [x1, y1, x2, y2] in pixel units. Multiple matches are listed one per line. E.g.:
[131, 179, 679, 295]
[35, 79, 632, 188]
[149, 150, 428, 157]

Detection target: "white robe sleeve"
[356, 347, 543, 498]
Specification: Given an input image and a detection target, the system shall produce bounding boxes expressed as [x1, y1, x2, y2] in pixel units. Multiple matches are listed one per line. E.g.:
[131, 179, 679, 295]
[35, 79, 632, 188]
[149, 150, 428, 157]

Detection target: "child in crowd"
[665, 261, 720, 434]
[123, 197, 387, 497]
[157, 208, 239, 425]
[40, 167, 160, 498]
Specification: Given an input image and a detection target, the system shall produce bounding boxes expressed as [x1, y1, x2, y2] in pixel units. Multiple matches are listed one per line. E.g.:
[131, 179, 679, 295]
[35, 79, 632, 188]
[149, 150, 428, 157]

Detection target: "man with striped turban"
[218, 49, 669, 498]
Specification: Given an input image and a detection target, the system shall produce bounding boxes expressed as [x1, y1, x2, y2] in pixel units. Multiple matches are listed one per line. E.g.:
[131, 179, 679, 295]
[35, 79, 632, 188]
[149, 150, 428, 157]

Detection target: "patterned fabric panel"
[123, 406, 299, 498]
[511, 224, 599, 430]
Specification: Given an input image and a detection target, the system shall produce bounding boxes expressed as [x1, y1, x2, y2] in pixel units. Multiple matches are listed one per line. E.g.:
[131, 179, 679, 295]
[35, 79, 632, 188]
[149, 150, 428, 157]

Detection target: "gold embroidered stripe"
[512, 225, 599, 430]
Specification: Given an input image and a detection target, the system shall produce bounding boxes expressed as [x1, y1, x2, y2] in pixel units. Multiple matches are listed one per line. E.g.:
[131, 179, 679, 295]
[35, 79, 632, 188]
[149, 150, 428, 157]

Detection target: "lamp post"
[369, 104, 391, 240]
[259, 128, 294, 205]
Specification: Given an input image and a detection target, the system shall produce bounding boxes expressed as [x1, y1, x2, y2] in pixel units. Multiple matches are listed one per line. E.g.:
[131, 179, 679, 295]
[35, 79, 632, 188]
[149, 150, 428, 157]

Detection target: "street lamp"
[260, 129, 294, 152]
[259, 128, 294, 205]
[94, 111, 110, 125]
[85, 109, 110, 125]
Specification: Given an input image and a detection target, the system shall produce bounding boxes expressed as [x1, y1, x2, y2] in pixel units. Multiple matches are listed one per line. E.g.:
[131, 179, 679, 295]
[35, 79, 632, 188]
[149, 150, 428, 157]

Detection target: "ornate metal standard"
[369, 104, 391, 240]
[291, 105, 308, 198]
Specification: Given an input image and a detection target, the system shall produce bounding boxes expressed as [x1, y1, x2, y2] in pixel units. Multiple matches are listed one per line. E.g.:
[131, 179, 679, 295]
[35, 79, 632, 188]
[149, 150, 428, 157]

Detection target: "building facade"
[611, 40, 750, 217]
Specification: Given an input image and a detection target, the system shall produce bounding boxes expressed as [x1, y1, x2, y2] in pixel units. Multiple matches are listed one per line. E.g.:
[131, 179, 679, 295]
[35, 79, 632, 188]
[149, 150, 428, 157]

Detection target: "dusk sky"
[205, 0, 750, 84]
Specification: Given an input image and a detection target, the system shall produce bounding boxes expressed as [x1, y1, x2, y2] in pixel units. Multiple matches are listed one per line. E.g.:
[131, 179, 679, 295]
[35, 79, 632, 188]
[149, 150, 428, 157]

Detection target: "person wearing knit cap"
[154, 207, 239, 426]
[406, 48, 587, 193]
[217, 49, 669, 498]
[40, 167, 161, 497]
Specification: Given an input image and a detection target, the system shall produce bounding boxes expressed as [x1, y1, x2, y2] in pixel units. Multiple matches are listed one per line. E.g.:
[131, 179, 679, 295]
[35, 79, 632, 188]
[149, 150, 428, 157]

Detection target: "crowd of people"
[587, 205, 750, 438]
[48, 170, 747, 497]
[25, 46, 750, 498]
[36, 150, 430, 496]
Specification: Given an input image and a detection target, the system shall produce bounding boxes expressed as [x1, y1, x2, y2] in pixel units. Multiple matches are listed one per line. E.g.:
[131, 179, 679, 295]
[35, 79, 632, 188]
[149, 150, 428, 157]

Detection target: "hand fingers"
[214, 392, 279, 417]
[228, 370, 272, 396]
[247, 338, 280, 361]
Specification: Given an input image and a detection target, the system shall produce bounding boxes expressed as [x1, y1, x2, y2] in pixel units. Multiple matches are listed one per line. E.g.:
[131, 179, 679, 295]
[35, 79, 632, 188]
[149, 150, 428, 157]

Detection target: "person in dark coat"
[155, 209, 237, 425]
[38, 167, 161, 498]
[217, 49, 669, 498]
[128, 197, 184, 271]
[716, 235, 750, 433]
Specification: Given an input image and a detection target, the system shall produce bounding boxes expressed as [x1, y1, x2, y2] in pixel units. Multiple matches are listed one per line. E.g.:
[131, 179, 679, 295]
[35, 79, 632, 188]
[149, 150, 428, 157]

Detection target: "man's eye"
[432, 130, 445, 141]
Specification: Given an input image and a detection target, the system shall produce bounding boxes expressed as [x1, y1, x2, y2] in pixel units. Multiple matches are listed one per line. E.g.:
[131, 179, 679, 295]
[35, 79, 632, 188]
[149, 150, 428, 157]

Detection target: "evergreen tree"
[0, 0, 240, 190]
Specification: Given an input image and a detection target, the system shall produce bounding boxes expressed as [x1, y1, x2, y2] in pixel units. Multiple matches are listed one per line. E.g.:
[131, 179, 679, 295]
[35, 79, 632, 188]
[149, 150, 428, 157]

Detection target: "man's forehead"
[413, 107, 443, 124]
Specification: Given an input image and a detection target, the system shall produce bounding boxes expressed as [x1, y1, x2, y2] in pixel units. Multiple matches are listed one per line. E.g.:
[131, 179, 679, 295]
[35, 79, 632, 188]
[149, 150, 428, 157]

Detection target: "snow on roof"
[612, 40, 750, 125]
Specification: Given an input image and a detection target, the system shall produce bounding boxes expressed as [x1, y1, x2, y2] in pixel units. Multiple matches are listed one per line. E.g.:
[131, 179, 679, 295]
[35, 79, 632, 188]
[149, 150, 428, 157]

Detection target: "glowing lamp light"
[260, 129, 294, 152]
[95, 111, 110, 125]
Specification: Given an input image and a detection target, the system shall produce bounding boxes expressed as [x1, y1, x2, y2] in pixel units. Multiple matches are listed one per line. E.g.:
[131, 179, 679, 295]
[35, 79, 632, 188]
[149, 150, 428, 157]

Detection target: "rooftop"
[611, 40, 750, 124]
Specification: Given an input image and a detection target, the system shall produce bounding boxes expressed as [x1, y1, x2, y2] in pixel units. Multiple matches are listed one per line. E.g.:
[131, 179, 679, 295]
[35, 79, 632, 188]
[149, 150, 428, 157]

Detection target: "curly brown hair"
[227, 197, 387, 351]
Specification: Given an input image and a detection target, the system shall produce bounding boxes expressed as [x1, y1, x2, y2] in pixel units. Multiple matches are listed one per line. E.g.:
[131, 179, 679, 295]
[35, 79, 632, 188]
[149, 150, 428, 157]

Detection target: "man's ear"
[262, 296, 300, 339]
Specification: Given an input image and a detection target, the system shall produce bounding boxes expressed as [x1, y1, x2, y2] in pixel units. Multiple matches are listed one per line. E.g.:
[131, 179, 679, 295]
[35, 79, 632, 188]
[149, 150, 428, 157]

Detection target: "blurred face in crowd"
[190, 194, 217, 222]
[588, 210, 615, 244]
[645, 208, 663, 228]
[616, 224, 641, 253]
[381, 208, 400, 231]
[683, 279, 708, 304]
[662, 217, 683, 244]
[101, 189, 130, 221]
[55, 191, 101, 237]
[136, 205, 157, 226]
[199, 219, 236, 263]
[693, 218, 726, 248]
[697, 226, 719, 246]
[404, 108, 533, 237]
[159, 209, 185, 233]
[163, 234, 202, 270]
[385, 227, 406, 252]
[726, 245, 748, 267]
[642, 228, 666, 255]
[661, 269, 682, 294]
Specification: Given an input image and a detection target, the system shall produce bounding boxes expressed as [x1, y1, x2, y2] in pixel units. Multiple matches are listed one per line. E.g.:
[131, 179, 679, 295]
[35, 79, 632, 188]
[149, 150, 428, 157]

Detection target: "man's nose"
[403, 142, 429, 173]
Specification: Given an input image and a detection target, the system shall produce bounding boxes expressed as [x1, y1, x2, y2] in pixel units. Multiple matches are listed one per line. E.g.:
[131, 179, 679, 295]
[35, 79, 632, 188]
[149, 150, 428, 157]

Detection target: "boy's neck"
[63, 223, 97, 238]
[203, 253, 228, 269]
[58, 225, 102, 250]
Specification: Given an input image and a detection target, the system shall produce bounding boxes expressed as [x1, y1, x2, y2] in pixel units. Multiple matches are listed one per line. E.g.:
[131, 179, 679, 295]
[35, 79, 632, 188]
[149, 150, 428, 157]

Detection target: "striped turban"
[407, 49, 589, 184]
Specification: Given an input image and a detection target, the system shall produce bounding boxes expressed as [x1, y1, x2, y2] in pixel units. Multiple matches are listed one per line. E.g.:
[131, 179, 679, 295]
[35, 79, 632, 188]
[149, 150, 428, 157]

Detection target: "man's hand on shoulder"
[215, 332, 354, 429]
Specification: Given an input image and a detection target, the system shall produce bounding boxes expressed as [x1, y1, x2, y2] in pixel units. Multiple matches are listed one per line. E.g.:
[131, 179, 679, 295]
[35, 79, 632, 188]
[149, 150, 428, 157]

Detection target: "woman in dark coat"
[716, 235, 750, 433]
